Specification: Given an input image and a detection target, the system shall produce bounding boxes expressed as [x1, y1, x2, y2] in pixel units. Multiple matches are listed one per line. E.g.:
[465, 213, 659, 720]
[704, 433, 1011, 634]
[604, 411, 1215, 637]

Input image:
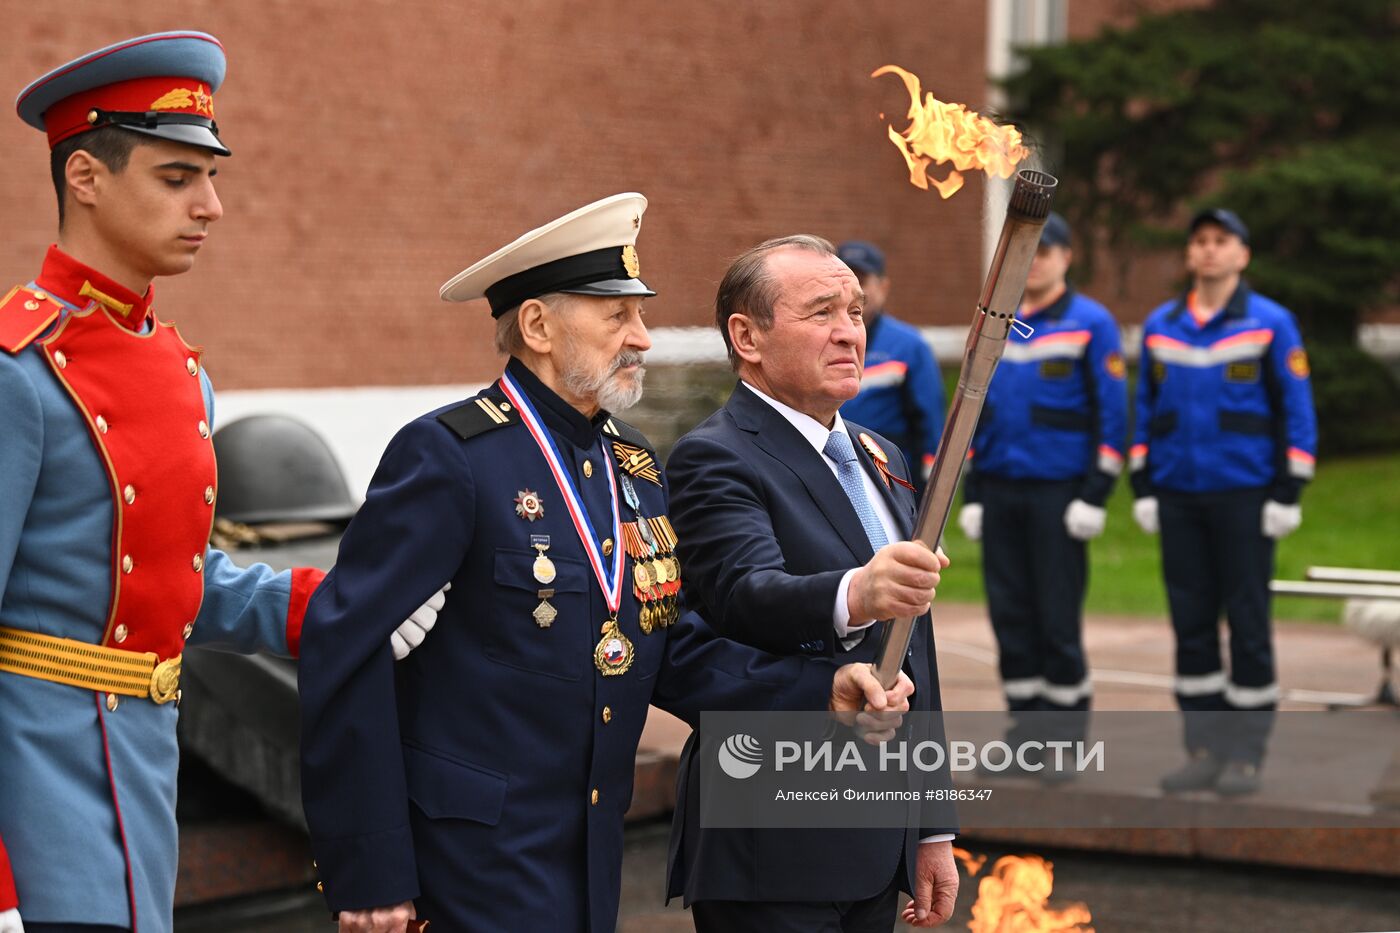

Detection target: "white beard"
[561, 347, 646, 413]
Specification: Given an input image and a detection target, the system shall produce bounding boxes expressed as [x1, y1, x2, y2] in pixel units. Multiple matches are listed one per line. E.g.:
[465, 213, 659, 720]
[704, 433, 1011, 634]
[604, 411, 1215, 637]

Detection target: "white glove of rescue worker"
[0, 907, 24, 933]
[1261, 500, 1302, 539]
[391, 582, 451, 660]
[957, 504, 983, 542]
[1132, 496, 1160, 535]
[1063, 499, 1107, 541]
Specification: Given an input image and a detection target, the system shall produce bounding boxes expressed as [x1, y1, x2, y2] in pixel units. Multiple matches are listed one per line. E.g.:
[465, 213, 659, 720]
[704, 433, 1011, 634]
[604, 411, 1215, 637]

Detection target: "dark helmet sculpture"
[212, 414, 357, 525]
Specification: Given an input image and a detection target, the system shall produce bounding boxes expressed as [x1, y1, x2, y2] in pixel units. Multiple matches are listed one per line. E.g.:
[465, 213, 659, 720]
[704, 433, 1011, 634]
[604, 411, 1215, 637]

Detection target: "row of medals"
[526, 475, 682, 678]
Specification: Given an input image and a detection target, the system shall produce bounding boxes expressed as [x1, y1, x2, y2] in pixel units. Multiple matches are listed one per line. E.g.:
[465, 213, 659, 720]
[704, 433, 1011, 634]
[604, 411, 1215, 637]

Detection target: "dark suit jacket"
[665, 381, 954, 904]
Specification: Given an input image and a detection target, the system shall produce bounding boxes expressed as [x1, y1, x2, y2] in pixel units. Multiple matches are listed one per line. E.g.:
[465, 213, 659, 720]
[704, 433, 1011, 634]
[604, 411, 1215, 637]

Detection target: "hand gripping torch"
[873, 169, 1058, 689]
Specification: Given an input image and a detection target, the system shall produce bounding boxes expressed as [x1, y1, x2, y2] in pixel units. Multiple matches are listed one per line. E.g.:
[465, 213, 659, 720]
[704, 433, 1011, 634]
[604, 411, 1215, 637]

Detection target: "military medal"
[531, 534, 556, 584]
[595, 618, 634, 675]
[515, 488, 545, 521]
[533, 589, 557, 628]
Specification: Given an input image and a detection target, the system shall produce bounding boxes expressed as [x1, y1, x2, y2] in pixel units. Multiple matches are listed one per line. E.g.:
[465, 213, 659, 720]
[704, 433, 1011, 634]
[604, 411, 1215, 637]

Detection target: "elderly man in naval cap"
[298, 193, 930, 933]
[0, 32, 437, 933]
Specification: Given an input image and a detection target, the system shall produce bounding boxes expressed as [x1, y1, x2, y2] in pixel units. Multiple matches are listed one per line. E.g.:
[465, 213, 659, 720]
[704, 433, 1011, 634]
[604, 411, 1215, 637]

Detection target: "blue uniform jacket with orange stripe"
[964, 289, 1129, 506]
[839, 312, 944, 475]
[1129, 282, 1317, 501]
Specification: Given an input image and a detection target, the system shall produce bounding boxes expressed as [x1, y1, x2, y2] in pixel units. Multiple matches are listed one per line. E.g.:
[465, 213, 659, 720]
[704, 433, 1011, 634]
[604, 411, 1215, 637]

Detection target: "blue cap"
[837, 240, 886, 277]
[1189, 208, 1249, 245]
[16, 31, 229, 155]
[1040, 212, 1072, 249]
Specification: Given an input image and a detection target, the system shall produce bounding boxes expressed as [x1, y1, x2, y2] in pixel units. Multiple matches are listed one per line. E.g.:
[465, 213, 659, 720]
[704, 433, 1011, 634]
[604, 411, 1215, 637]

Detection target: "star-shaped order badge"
[515, 488, 545, 522]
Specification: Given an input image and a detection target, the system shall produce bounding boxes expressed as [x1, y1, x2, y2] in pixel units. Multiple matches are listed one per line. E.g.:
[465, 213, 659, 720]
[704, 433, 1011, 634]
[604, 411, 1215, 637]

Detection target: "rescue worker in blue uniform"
[0, 33, 436, 933]
[1131, 209, 1317, 797]
[957, 213, 1128, 768]
[836, 241, 945, 492]
[297, 194, 920, 933]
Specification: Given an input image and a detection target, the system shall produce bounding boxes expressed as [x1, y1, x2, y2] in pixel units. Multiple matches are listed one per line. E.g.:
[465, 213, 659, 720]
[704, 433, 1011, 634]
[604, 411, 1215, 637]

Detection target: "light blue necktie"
[823, 429, 889, 552]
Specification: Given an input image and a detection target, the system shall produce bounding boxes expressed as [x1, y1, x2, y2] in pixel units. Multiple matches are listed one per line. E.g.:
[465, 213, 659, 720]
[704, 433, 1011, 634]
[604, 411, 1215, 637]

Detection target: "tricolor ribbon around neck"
[500, 372, 624, 613]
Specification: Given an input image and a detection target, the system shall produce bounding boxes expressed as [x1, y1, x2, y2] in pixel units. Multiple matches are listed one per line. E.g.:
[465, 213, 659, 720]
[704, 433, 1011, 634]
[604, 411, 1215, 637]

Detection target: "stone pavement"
[626, 602, 1400, 878]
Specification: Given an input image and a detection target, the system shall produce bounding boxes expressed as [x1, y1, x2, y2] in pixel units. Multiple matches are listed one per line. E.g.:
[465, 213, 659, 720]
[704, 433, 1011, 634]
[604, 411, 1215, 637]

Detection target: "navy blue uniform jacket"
[665, 382, 954, 905]
[299, 360, 834, 933]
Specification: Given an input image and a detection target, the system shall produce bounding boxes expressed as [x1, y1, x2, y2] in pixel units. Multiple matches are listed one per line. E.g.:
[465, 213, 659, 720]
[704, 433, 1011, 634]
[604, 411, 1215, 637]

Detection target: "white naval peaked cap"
[439, 192, 656, 317]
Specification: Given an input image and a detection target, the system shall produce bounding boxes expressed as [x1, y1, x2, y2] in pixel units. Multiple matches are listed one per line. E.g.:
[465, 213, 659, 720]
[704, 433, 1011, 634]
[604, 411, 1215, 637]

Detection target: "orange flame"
[957, 852, 1094, 933]
[952, 846, 988, 877]
[873, 64, 1030, 199]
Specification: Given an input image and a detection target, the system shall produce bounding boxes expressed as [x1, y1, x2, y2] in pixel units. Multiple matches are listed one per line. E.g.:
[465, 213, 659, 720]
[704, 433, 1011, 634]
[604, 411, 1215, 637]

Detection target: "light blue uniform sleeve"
[0, 354, 43, 607]
[186, 367, 303, 656]
[188, 549, 296, 656]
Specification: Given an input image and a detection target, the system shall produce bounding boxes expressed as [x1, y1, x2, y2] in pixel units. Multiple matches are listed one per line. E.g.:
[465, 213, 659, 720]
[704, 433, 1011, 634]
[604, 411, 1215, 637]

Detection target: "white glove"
[1132, 496, 1160, 535]
[1063, 499, 1107, 541]
[1261, 500, 1302, 539]
[391, 582, 451, 660]
[957, 504, 983, 542]
[0, 907, 24, 933]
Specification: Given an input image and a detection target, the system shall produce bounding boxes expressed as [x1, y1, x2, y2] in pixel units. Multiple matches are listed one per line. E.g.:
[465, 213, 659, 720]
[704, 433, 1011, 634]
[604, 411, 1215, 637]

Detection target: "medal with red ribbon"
[499, 374, 630, 671]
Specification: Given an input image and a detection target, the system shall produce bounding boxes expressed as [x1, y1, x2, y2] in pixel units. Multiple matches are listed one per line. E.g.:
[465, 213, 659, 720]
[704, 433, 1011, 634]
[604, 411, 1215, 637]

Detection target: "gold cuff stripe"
[0, 626, 179, 701]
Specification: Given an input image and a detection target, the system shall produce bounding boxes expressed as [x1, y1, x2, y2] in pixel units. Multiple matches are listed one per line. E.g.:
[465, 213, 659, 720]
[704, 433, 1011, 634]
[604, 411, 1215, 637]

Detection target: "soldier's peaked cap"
[17, 31, 229, 155]
[440, 193, 656, 317]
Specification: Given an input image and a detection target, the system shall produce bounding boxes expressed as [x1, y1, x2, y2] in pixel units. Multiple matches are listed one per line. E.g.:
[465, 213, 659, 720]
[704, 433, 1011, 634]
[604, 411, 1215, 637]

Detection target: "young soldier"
[0, 33, 430, 932]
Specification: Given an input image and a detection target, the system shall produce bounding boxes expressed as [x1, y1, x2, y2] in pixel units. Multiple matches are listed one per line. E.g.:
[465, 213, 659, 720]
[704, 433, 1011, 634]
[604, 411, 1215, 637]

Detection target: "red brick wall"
[0, 0, 991, 388]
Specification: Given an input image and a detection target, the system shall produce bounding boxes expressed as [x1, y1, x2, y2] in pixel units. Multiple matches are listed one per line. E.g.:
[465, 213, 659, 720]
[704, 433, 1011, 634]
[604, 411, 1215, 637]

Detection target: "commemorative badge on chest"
[858, 433, 915, 491]
[515, 488, 545, 521]
[619, 473, 682, 634]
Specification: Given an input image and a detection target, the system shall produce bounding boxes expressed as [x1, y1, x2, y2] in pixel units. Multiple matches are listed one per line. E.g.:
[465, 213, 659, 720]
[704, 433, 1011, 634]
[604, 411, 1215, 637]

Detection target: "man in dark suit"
[298, 200, 913, 933]
[667, 234, 959, 931]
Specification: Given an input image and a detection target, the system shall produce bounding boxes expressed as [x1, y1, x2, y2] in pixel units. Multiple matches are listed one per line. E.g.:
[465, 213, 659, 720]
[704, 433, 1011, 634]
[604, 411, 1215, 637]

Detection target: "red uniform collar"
[34, 244, 154, 332]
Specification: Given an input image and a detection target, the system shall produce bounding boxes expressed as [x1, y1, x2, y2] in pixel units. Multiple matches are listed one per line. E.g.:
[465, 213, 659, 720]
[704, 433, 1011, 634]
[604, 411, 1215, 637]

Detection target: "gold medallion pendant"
[533, 553, 557, 585]
[594, 619, 634, 675]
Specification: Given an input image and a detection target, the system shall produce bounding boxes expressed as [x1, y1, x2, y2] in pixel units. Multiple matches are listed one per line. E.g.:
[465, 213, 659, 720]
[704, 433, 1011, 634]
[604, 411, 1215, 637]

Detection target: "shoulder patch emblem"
[1104, 350, 1127, 380]
[1287, 347, 1310, 379]
[437, 395, 521, 440]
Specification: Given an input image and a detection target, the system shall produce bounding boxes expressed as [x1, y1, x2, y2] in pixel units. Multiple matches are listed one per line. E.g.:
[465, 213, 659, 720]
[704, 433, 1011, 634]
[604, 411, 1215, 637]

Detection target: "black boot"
[1215, 760, 1262, 797]
[1160, 750, 1224, 793]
